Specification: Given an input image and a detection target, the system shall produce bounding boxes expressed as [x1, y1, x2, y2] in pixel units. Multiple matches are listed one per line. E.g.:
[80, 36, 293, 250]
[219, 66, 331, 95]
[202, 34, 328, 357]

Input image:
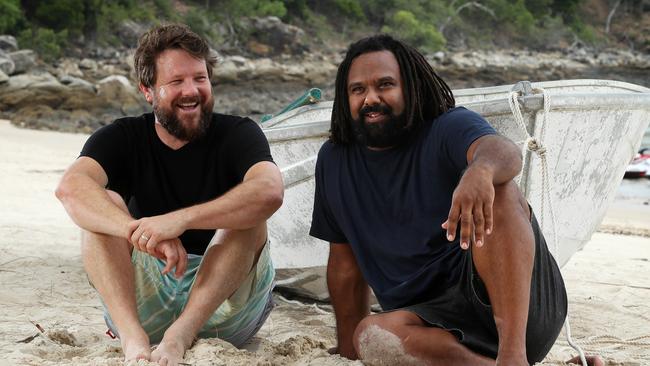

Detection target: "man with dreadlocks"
[309, 34, 590, 366]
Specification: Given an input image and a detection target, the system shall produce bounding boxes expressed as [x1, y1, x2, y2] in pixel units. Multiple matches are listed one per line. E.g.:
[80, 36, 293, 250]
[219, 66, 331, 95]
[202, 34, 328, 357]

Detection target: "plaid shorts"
[102, 240, 275, 346]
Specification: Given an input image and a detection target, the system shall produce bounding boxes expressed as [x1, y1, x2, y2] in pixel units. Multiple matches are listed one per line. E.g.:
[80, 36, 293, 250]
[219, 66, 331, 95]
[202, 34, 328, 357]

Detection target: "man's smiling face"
[347, 50, 408, 149]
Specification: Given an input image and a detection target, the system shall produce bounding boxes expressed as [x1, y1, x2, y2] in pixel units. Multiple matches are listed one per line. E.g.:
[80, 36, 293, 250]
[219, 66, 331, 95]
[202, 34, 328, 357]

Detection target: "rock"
[115, 20, 148, 46]
[0, 69, 8, 84]
[0, 72, 67, 110]
[98, 75, 132, 88]
[243, 16, 308, 56]
[95, 75, 148, 116]
[247, 40, 272, 57]
[9, 50, 37, 74]
[56, 58, 84, 78]
[79, 58, 98, 70]
[0, 35, 18, 52]
[0, 55, 14, 75]
[11, 105, 100, 133]
[59, 75, 95, 92]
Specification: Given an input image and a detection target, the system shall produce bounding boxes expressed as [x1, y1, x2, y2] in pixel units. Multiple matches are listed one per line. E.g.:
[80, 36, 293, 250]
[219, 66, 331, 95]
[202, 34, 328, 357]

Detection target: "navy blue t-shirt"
[79, 112, 274, 255]
[309, 107, 496, 310]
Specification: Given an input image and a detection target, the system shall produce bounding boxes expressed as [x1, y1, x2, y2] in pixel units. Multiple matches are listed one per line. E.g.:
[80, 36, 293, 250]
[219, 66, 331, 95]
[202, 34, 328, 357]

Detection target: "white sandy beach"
[0, 118, 649, 365]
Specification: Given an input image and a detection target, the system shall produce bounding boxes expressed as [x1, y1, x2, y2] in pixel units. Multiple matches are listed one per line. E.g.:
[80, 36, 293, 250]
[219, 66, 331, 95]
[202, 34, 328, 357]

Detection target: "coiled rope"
[508, 87, 588, 366]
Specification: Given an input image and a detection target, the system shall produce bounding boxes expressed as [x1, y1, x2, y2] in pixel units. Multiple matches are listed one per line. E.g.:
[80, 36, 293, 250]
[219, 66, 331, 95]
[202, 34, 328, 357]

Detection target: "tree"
[382, 9, 446, 52]
[34, 0, 85, 36]
[0, 0, 22, 34]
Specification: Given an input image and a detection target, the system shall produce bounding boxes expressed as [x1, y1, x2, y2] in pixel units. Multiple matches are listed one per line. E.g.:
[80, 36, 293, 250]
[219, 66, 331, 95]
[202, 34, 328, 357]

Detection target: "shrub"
[334, 0, 366, 21]
[17, 27, 68, 62]
[382, 10, 446, 52]
[0, 0, 22, 34]
[33, 0, 85, 37]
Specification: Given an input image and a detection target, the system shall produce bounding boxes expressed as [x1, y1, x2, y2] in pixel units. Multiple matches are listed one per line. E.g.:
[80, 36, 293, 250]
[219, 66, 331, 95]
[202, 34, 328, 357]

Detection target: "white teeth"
[178, 103, 198, 108]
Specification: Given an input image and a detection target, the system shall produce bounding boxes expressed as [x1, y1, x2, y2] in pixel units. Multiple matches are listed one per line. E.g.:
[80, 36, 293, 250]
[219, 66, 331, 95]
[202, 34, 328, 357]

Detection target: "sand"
[1, 118, 649, 365]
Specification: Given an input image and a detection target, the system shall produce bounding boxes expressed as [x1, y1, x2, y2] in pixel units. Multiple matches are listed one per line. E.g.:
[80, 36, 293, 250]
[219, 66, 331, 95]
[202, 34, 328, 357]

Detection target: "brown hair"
[133, 23, 217, 88]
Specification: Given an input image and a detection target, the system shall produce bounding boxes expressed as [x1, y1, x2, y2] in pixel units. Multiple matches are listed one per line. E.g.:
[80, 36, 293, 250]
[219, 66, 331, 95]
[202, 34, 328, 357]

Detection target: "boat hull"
[263, 80, 650, 273]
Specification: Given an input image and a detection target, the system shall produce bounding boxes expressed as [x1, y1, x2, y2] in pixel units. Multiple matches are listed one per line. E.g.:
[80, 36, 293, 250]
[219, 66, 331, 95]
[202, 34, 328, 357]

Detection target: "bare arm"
[181, 161, 283, 230]
[55, 157, 133, 238]
[129, 161, 283, 254]
[443, 134, 522, 248]
[466, 134, 522, 185]
[327, 242, 370, 360]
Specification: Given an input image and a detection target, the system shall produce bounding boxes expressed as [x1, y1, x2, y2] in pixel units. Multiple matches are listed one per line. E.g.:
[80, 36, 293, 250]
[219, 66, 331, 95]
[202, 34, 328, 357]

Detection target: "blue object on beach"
[260, 88, 322, 123]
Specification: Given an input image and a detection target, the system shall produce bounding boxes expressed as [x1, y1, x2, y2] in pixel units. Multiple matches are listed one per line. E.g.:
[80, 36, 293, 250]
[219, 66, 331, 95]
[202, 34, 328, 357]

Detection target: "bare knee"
[208, 223, 267, 252]
[353, 313, 426, 366]
[492, 181, 529, 224]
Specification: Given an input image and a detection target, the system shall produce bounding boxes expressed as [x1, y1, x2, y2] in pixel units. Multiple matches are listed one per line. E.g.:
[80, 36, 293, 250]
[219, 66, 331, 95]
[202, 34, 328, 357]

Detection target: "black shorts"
[399, 211, 567, 364]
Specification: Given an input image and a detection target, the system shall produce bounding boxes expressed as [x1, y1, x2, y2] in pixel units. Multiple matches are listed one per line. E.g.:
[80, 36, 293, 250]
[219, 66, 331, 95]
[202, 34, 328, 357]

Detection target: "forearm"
[178, 175, 283, 231]
[468, 135, 522, 185]
[56, 173, 132, 238]
[327, 265, 370, 358]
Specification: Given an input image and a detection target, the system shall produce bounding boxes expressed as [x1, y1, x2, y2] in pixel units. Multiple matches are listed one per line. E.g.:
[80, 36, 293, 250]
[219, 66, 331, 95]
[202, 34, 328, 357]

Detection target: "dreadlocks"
[330, 34, 455, 145]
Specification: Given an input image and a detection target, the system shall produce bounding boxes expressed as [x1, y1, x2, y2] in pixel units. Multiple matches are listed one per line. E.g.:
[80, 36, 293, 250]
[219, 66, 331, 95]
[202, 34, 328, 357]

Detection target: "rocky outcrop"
[9, 50, 36, 74]
[1, 71, 149, 132]
[214, 53, 337, 85]
[1, 14, 649, 134]
[241, 16, 309, 56]
[430, 49, 650, 89]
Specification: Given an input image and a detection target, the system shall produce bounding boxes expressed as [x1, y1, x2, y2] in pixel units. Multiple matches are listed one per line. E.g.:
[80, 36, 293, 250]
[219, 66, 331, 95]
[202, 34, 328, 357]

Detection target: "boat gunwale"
[264, 92, 650, 141]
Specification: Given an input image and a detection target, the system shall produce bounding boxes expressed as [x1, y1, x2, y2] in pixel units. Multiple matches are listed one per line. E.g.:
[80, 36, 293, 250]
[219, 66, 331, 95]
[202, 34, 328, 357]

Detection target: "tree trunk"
[605, 0, 622, 34]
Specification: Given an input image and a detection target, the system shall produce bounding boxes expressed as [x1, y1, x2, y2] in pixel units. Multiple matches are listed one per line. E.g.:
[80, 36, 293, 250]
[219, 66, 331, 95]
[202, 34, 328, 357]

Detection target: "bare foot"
[121, 335, 151, 362]
[151, 338, 187, 366]
[567, 355, 605, 366]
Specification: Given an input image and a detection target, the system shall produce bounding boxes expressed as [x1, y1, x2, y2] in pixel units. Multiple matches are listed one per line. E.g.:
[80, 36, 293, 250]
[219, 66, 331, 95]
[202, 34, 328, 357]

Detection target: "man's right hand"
[151, 238, 188, 278]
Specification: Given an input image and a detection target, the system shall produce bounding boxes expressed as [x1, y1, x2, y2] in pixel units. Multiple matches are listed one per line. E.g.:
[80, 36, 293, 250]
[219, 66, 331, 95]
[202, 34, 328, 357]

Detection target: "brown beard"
[153, 95, 214, 142]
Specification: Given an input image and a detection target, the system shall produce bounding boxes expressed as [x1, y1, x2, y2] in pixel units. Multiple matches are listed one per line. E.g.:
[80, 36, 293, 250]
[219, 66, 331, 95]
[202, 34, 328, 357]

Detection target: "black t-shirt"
[80, 112, 274, 254]
[309, 107, 496, 310]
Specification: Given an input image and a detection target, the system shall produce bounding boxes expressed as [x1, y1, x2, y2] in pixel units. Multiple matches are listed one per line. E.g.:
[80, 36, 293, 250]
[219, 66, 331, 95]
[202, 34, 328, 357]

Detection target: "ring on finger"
[140, 234, 150, 242]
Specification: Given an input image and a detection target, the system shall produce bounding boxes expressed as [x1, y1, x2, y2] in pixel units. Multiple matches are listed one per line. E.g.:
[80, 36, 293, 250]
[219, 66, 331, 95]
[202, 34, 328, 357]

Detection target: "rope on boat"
[275, 294, 332, 315]
[508, 87, 588, 366]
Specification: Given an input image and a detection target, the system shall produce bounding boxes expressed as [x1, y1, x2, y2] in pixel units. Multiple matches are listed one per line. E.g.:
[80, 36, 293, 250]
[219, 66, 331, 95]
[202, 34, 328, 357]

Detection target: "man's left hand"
[442, 165, 494, 249]
[129, 212, 187, 256]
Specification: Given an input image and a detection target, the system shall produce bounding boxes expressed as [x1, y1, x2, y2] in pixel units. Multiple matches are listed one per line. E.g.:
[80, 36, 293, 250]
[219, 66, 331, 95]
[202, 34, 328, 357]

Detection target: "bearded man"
[310, 35, 603, 366]
[56, 24, 283, 366]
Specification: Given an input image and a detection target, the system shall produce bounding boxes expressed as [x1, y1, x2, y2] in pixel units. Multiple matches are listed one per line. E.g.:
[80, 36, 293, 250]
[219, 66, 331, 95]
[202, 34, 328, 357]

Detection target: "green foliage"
[0, 0, 22, 34]
[524, 0, 552, 18]
[17, 27, 68, 62]
[183, 8, 223, 44]
[551, 0, 583, 23]
[33, 0, 85, 37]
[570, 19, 602, 45]
[0, 0, 618, 56]
[333, 0, 366, 21]
[216, 0, 287, 18]
[257, 0, 287, 17]
[382, 10, 446, 52]
[153, 0, 178, 20]
[488, 0, 536, 34]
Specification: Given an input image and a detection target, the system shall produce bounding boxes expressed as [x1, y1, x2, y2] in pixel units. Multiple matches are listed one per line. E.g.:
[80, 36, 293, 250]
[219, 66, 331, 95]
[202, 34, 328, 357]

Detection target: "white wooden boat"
[263, 80, 650, 280]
